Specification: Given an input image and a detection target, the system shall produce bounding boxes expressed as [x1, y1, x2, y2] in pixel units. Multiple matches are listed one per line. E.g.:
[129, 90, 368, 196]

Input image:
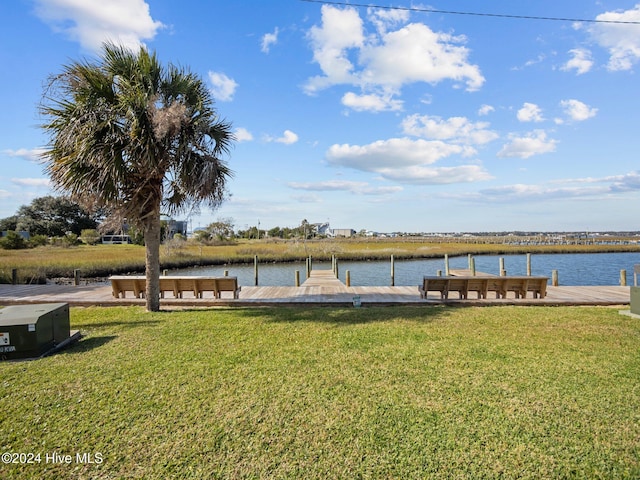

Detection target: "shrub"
[0, 231, 28, 249]
[80, 229, 101, 245]
[28, 235, 49, 247]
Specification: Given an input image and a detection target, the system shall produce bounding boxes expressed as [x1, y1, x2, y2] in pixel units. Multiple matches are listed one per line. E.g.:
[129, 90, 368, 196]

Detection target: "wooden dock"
[0, 279, 631, 307]
[301, 269, 347, 289]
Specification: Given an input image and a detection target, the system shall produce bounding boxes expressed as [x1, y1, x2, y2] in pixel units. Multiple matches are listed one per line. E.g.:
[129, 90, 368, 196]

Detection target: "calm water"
[172, 252, 640, 287]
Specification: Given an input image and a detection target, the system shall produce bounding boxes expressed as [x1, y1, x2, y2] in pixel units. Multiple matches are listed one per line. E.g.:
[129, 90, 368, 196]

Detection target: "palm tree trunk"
[144, 212, 162, 312]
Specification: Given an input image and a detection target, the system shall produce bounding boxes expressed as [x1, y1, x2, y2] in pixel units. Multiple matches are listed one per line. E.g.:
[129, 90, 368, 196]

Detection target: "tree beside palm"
[40, 43, 234, 311]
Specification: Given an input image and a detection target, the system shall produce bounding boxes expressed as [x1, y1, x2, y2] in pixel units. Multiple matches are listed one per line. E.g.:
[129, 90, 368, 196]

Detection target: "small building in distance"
[331, 228, 356, 238]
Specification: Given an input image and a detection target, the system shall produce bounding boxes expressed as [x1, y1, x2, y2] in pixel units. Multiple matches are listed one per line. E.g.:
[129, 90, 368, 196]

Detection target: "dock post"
[499, 258, 506, 276]
[552, 270, 559, 286]
[470, 257, 476, 276]
[224, 270, 229, 276]
[444, 254, 450, 276]
[526, 253, 532, 276]
[11, 268, 17, 285]
[391, 254, 395, 286]
[468, 254, 472, 269]
[295, 270, 300, 287]
[437, 269, 442, 277]
[254, 255, 258, 286]
[620, 269, 627, 286]
[74, 269, 80, 286]
[306, 257, 311, 279]
[346, 270, 351, 287]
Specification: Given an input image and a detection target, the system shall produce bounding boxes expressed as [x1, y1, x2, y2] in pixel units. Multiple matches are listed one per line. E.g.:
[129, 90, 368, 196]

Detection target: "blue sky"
[2, 0, 640, 233]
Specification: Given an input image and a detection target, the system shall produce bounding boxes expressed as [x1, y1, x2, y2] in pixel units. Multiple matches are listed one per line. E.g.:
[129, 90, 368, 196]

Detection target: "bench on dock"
[194, 277, 241, 299]
[109, 276, 241, 299]
[419, 276, 548, 300]
[110, 276, 145, 299]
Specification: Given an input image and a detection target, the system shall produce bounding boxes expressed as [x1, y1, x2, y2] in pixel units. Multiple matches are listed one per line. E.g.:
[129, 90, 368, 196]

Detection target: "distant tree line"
[0, 195, 101, 249]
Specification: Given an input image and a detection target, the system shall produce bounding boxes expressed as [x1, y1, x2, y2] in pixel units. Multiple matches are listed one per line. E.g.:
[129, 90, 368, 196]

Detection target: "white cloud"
[360, 23, 484, 91]
[497, 130, 557, 159]
[261, 27, 279, 53]
[304, 5, 484, 104]
[517, 103, 544, 123]
[267, 130, 298, 145]
[474, 183, 610, 202]
[377, 165, 492, 185]
[590, 4, 640, 71]
[341, 91, 403, 112]
[401, 114, 498, 145]
[560, 99, 598, 122]
[305, 5, 364, 93]
[3, 148, 46, 163]
[444, 171, 640, 205]
[561, 48, 594, 75]
[33, 0, 164, 52]
[288, 180, 402, 195]
[597, 171, 640, 192]
[208, 71, 238, 102]
[327, 138, 462, 171]
[11, 178, 51, 187]
[464, 171, 640, 203]
[325, 137, 491, 185]
[478, 104, 495, 116]
[0, 190, 12, 199]
[291, 193, 323, 203]
[234, 128, 253, 142]
[367, 7, 409, 34]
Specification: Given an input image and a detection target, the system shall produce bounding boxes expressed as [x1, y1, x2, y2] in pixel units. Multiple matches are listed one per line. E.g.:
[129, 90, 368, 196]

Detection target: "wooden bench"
[109, 276, 241, 299]
[192, 277, 241, 299]
[419, 276, 548, 300]
[420, 276, 487, 300]
[211, 277, 241, 299]
[110, 276, 145, 298]
[524, 277, 547, 299]
[419, 277, 449, 299]
[193, 278, 217, 298]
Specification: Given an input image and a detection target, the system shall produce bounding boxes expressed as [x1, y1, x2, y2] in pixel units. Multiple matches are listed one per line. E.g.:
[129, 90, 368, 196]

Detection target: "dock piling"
[391, 255, 395, 286]
[254, 255, 258, 286]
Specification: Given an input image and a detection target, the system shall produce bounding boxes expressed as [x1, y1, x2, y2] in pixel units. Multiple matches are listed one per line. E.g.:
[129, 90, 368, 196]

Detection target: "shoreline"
[3, 241, 639, 285]
[43, 249, 640, 286]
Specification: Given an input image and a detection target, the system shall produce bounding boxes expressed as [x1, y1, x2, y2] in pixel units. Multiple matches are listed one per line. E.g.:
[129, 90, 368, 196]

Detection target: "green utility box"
[0, 303, 70, 360]
[631, 287, 640, 316]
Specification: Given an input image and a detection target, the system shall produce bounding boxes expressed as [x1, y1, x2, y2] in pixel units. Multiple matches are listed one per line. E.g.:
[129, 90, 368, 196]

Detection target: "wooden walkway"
[302, 269, 348, 289]
[0, 278, 631, 307]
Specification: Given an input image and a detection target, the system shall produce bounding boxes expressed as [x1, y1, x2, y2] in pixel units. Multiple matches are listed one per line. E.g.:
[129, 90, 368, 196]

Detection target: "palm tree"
[40, 43, 234, 311]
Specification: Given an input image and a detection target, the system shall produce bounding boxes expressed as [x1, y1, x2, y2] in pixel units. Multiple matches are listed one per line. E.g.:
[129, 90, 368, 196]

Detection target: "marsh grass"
[1, 305, 638, 479]
[2, 238, 638, 283]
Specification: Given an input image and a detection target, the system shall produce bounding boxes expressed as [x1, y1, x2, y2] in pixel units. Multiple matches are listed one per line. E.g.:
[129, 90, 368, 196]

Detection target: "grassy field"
[1, 305, 638, 479]
[2, 237, 639, 283]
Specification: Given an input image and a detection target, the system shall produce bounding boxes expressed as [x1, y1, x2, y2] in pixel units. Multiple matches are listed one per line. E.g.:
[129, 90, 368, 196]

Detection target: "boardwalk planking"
[0, 282, 631, 307]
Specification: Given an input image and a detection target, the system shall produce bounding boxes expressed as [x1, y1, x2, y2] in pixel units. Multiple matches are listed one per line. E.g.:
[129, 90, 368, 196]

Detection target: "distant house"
[166, 220, 188, 238]
[312, 222, 331, 236]
[331, 228, 356, 238]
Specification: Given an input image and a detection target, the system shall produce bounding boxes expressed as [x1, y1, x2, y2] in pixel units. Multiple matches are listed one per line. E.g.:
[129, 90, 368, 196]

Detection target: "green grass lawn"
[1, 305, 639, 479]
